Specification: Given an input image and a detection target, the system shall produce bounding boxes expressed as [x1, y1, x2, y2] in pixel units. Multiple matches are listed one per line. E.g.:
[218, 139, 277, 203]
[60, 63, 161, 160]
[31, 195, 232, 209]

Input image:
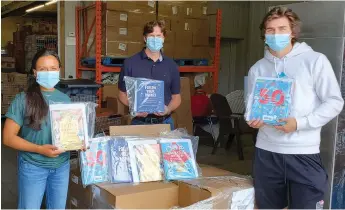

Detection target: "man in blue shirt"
[118, 20, 181, 129]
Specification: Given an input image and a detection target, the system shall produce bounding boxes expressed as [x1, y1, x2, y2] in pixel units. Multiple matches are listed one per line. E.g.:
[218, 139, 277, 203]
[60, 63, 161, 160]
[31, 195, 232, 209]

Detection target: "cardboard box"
[68, 170, 93, 208]
[106, 1, 156, 14]
[158, 15, 172, 31]
[178, 176, 255, 209]
[121, 114, 132, 125]
[173, 45, 193, 59]
[106, 97, 129, 116]
[102, 84, 119, 100]
[109, 124, 171, 136]
[103, 41, 143, 57]
[173, 77, 193, 134]
[128, 13, 156, 28]
[104, 26, 143, 42]
[93, 182, 178, 209]
[163, 43, 174, 57]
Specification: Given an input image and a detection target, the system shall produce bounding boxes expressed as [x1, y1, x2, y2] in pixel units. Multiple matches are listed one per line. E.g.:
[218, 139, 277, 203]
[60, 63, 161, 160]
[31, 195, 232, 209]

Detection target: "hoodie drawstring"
[274, 57, 287, 78]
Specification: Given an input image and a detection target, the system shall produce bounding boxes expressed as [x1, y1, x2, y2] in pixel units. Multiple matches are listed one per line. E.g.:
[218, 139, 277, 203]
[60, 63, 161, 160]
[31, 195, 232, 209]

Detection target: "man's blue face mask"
[146, 37, 164, 53]
[265, 34, 291, 52]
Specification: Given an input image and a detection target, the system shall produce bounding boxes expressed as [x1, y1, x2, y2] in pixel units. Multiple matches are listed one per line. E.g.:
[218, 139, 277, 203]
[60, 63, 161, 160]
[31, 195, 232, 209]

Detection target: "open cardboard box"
[69, 124, 254, 209]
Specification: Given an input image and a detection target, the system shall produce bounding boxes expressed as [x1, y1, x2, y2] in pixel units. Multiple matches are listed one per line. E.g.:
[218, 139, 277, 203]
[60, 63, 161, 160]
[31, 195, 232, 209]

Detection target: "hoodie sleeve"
[296, 54, 344, 130]
[244, 66, 257, 120]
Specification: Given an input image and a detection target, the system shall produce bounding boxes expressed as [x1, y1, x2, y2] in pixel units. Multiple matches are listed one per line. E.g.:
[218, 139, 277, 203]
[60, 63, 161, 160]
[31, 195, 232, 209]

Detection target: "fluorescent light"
[26, 4, 44, 13]
[45, 0, 58, 6]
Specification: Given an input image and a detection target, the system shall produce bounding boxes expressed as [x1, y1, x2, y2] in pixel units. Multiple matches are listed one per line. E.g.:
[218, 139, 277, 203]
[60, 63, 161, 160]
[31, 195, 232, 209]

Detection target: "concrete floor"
[1, 130, 255, 209]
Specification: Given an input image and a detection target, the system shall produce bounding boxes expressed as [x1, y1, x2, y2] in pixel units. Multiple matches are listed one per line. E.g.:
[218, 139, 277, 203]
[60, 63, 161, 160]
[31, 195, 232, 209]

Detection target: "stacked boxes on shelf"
[24, 35, 58, 72]
[1, 57, 16, 70]
[86, 1, 157, 57]
[158, 1, 210, 59]
[1, 73, 28, 114]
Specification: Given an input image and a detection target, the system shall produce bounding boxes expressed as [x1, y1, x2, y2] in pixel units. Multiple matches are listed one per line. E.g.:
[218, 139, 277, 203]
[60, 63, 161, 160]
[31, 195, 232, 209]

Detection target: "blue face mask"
[146, 37, 164, 52]
[265, 34, 291, 52]
[36, 71, 60, 89]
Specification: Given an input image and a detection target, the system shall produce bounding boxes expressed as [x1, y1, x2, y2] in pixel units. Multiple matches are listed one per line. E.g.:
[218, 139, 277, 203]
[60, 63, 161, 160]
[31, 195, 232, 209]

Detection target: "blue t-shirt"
[5, 89, 71, 168]
[118, 49, 181, 105]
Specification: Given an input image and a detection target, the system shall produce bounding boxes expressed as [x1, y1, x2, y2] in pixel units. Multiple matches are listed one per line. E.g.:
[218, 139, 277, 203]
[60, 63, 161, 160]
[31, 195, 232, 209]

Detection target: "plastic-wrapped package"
[176, 176, 255, 210]
[127, 138, 164, 182]
[80, 136, 110, 187]
[245, 77, 294, 125]
[108, 137, 133, 183]
[49, 102, 94, 151]
[160, 128, 199, 157]
[160, 138, 198, 180]
[124, 76, 165, 115]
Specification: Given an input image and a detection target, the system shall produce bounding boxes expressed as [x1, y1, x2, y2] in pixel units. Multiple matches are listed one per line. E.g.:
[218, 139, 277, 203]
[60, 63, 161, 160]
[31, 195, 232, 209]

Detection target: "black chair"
[210, 93, 257, 160]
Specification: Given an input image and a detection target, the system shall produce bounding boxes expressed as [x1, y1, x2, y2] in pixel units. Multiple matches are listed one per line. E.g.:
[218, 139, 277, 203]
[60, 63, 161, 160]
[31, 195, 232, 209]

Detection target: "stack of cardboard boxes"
[87, 1, 157, 57]
[1, 73, 28, 114]
[158, 1, 210, 59]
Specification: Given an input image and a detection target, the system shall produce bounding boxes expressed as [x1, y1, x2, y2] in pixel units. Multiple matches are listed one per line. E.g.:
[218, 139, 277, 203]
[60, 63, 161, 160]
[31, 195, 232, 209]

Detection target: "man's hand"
[136, 112, 148, 118]
[154, 106, 171, 116]
[274, 118, 297, 133]
[37, 144, 64, 158]
[247, 119, 265, 129]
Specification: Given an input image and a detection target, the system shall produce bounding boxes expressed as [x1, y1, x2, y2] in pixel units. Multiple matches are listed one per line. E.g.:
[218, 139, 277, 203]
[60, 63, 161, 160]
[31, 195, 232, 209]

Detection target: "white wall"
[64, 1, 79, 78]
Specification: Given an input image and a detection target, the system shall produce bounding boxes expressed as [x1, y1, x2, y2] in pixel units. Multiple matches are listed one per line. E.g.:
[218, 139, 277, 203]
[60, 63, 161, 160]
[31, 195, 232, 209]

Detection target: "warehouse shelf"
[75, 0, 222, 105]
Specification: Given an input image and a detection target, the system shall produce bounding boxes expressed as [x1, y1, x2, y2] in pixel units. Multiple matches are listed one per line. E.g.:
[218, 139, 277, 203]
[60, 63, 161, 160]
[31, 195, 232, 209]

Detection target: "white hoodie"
[247, 42, 344, 154]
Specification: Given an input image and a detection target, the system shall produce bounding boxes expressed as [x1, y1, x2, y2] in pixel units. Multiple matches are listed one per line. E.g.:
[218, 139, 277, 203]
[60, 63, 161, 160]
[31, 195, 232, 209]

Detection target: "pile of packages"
[67, 123, 255, 209]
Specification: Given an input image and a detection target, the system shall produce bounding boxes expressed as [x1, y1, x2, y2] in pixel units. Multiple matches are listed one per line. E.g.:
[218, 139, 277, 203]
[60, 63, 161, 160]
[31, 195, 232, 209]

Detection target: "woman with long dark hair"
[3, 49, 71, 209]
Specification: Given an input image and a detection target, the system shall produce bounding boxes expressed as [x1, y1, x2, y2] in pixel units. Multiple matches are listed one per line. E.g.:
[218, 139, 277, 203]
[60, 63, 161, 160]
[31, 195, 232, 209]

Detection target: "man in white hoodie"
[246, 6, 344, 209]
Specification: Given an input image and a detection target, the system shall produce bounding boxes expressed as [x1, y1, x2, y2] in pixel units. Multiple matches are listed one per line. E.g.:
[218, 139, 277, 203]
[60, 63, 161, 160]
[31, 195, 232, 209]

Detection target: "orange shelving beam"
[76, 1, 222, 106]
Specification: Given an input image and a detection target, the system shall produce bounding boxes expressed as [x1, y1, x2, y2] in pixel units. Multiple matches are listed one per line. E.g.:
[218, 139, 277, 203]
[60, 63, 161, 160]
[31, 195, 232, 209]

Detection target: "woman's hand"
[37, 144, 64, 158]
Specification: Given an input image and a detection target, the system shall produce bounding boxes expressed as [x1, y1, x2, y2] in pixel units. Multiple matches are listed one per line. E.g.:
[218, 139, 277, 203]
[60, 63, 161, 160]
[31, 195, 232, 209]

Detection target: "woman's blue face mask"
[36, 71, 60, 89]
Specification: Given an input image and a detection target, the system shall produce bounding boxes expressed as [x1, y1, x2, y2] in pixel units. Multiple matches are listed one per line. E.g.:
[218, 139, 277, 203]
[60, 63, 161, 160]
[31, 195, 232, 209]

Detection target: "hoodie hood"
[264, 42, 313, 77]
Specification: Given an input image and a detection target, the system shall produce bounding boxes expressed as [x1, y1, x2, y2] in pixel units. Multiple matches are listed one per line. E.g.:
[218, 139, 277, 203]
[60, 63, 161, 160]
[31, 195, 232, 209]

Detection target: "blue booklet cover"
[80, 137, 110, 186]
[249, 77, 293, 125]
[124, 76, 165, 114]
[160, 139, 198, 180]
[134, 78, 165, 113]
[108, 137, 133, 183]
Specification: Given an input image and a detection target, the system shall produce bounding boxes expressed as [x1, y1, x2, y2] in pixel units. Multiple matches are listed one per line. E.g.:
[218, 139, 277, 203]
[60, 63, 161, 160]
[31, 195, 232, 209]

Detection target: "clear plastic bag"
[174, 176, 255, 210]
[245, 77, 294, 125]
[160, 138, 199, 180]
[124, 76, 165, 116]
[49, 102, 97, 151]
[108, 136, 133, 183]
[160, 128, 200, 157]
[79, 136, 110, 187]
[127, 137, 164, 183]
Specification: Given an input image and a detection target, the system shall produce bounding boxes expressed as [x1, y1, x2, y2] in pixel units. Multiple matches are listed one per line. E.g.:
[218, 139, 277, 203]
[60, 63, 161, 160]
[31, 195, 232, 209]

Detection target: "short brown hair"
[143, 20, 167, 37]
[260, 6, 302, 43]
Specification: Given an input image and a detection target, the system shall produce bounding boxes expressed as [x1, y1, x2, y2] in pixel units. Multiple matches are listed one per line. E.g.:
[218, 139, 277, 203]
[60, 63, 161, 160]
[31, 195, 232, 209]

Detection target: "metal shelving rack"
[75, 1, 222, 105]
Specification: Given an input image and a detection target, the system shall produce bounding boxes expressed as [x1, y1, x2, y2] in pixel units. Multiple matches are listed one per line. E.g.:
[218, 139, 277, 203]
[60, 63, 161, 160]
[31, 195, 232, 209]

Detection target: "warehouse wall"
[208, 1, 302, 95]
[63, 1, 80, 78]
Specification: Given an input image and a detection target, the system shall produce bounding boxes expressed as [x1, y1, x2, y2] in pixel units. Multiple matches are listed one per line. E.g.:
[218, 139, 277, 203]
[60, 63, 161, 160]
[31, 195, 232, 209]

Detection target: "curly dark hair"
[260, 6, 302, 43]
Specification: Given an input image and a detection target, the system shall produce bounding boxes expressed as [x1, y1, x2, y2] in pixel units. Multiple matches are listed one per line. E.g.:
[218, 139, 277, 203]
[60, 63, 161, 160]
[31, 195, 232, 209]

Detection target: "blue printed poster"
[249, 77, 293, 125]
[80, 138, 109, 186]
[108, 137, 133, 183]
[160, 139, 198, 180]
[134, 79, 165, 113]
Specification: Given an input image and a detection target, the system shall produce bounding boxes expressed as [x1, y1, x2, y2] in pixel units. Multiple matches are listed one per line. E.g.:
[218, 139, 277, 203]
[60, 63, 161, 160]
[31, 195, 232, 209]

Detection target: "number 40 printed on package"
[248, 77, 294, 125]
